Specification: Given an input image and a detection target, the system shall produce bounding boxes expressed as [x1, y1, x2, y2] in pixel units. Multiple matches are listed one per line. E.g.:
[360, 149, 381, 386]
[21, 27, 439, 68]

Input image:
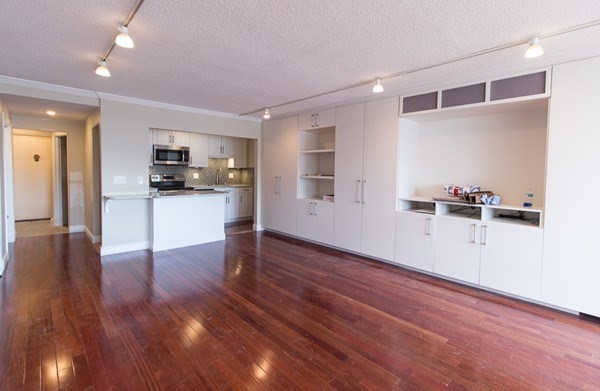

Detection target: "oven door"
[153, 145, 190, 165]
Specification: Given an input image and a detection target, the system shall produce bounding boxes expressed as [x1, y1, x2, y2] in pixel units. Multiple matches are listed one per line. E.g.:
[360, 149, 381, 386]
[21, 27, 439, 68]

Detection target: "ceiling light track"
[241, 18, 600, 117]
[95, 0, 145, 77]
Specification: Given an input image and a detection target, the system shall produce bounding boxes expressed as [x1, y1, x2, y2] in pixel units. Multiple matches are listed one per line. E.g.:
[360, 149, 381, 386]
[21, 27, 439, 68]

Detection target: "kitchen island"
[151, 191, 226, 252]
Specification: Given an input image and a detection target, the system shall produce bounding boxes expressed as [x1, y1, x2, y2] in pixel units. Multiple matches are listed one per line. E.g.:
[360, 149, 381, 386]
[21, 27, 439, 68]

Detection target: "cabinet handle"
[480, 225, 488, 246]
[311, 114, 315, 127]
[355, 180, 361, 203]
[277, 176, 282, 195]
[315, 113, 319, 127]
[470, 224, 477, 244]
[313, 202, 318, 216]
[361, 180, 367, 204]
[426, 218, 432, 236]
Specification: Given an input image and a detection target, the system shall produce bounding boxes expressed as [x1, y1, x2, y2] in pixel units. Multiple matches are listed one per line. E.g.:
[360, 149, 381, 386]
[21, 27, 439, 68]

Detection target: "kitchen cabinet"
[542, 56, 600, 316]
[224, 193, 239, 221]
[333, 97, 399, 261]
[394, 211, 435, 272]
[221, 187, 254, 222]
[296, 199, 334, 245]
[232, 138, 248, 168]
[208, 135, 233, 158]
[153, 129, 189, 146]
[189, 133, 208, 168]
[262, 116, 298, 234]
[238, 187, 254, 218]
[299, 108, 335, 130]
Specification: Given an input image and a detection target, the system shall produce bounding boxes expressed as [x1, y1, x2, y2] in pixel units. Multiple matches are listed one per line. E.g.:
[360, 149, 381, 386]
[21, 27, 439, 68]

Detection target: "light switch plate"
[193, 173, 199, 179]
[113, 176, 126, 184]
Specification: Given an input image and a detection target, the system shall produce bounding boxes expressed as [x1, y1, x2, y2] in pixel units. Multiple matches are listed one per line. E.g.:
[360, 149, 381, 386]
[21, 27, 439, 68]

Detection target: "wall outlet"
[137, 176, 144, 184]
[193, 173, 199, 179]
[228, 173, 234, 179]
[113, 176, 126, 184]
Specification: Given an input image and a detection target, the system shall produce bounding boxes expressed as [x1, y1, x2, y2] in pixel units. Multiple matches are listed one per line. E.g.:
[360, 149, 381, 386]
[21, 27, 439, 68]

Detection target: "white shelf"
[300, 197, 334, 203]
[300, 175, 334, 180]
[299, 149, 335, 154]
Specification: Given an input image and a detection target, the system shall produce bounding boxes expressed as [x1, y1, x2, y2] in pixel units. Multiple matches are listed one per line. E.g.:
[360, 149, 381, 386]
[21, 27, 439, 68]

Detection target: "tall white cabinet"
[333, 97, 399, 261]
[262, 116, 298, 235]
[542, 56, 600, 317]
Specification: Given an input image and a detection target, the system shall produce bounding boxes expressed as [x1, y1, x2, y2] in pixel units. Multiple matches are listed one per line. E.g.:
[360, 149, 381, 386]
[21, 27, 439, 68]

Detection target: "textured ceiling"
[2, 0, 600, 119]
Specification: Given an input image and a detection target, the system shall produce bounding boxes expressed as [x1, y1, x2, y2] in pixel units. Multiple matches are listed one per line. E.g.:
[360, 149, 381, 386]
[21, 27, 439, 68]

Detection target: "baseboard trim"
[100, 241, 150, 256]
[69, 225, 85, 233]
[253, 224, 264, 231]
[84, 226, 102, 244]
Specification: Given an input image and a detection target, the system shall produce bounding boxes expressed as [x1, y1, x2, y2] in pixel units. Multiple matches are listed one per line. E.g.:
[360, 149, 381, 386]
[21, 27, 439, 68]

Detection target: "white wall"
[11, 116, 86, 230]
[100, 98, 261, 254]
[0, 101, 11, 275]
[13, 133, 53, 220]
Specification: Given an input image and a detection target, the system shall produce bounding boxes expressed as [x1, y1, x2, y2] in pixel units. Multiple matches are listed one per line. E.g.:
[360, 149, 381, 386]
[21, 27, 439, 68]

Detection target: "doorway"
[13, 130, 69, 238]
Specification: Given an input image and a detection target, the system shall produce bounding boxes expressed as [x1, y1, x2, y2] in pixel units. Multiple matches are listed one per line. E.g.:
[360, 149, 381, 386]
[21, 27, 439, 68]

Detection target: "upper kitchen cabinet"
[542, 56, 600, 317]
[189, 133, 209, 168]
[232, 138, 248, 168]
[208, 135, 234, 158]
[299, 108, 335, 130]
[153, 129, 190, 146]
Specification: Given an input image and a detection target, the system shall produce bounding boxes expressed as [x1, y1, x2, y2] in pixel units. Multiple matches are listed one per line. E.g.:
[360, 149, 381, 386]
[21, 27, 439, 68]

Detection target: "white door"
[171, 131, 189, 146]
[394, 211, 435, 272]
[239, 191, 253, 218]
[276, 116, 298, 235]
[334, 103, 365, 252]
[153, 129, 172, 145]
[13, 134, 53, 220]
[542, 56, 600, 316]
[225, 194, 239, 220]
[233, 138, 248, 168]
[434, 216, 481, 284]
[314, 201, 334, 245]
[479, 222, 543, 299]
[261, 120, 280, 230]
[361, 97, 399, 261]
[221, 136, 234, 158]
[208, 135, 223, 157]
[296, 199, 314, 240]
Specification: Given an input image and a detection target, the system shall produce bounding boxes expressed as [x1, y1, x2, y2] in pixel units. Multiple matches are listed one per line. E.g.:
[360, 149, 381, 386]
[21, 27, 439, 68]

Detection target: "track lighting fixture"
[263, 108, 271, 119]
[95, 60, 111, 77]
[524, 37, 544, 59]
[372, 79, 384, 93]
[46, 110, 56, 116]
[115, 25, 134, 48]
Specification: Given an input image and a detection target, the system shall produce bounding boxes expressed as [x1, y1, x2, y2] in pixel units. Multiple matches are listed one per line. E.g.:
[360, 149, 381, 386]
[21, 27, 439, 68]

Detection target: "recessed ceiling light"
[95, 60, 111, 77]
[263, 108, 271, 119]
[115, 25, 134, 48]
[46, 110, 56, 116]
[524, 37, 544, 59]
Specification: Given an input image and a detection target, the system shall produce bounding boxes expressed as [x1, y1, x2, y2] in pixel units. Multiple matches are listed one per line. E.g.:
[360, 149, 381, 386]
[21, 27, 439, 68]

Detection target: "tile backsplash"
[149, 158, 254, 187]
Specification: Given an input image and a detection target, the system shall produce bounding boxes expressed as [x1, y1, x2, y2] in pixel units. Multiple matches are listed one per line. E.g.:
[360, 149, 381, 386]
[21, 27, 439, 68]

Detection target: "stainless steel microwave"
[153, 144, 190, 165]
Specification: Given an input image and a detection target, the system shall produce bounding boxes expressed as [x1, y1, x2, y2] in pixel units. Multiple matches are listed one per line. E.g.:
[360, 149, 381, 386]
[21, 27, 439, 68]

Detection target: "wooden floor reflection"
[1, 231, 600, 389]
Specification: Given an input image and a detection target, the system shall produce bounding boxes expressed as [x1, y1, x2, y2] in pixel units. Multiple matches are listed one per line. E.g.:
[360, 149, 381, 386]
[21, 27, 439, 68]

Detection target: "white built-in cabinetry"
[208, 135, 234, 158]
[394, 210, 435, 272]
[296, 199, 334, 244]
[541, 56, 600, 317]
[188, 133, 209, 168]
[223, 187, 253, 222]
[232, 138, 248, 168]
[299, 108, 335, 130]
[153, 129, 190, 146]
[262, 116, 298, 234]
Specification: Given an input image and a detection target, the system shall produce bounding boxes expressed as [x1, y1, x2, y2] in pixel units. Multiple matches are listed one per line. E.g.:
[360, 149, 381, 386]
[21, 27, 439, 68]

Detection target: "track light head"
[95, 60, 111, 77]
[116, 25, 134, 48]
[524, 37, 544, 59]
[372, 78, 384, 93]
[263, 108, 271, 119]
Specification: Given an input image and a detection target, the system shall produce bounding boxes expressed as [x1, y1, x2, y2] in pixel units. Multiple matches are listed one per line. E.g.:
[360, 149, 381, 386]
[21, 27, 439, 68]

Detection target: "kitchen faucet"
[216, 169, 222, 185]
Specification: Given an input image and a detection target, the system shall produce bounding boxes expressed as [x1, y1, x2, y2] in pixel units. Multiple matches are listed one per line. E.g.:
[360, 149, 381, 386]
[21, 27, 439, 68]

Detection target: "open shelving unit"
[298, 126, 335, 201]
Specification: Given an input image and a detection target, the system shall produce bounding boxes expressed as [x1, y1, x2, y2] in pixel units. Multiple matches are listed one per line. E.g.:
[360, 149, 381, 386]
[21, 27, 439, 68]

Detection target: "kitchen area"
[137, 128, 256, 251]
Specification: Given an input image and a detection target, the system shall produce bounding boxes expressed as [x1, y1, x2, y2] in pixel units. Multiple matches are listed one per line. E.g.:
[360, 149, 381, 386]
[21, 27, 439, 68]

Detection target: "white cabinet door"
[361, 97, 399, 261]
[233, 138, 248, 168]
[479, 222, 543, 299]
[542, 56, 600, 316]
[239, 189, 253, 218]
[434, 216, 481, 284]
[221, 136, 234, 158]
[153, 129, 172, 145]
[172, 131, 189, 146]
[189, 133, 208, 168]
[296, 199, 333, 245]
[208, 135, 222, 157]
[394, 211, 435, 272]
[334, 103, 365, 253]
[224, 193, 240, 221]
[261, 116, 298, 234]
[299, 108, 335, 130]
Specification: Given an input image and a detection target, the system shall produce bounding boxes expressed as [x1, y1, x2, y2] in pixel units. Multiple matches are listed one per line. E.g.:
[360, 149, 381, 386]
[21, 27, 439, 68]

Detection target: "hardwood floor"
[1, 231, 600, 390]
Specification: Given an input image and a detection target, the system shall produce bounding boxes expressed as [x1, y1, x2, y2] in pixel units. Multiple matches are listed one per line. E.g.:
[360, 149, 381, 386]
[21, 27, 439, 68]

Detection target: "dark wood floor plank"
[2, 231, 600, 390]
